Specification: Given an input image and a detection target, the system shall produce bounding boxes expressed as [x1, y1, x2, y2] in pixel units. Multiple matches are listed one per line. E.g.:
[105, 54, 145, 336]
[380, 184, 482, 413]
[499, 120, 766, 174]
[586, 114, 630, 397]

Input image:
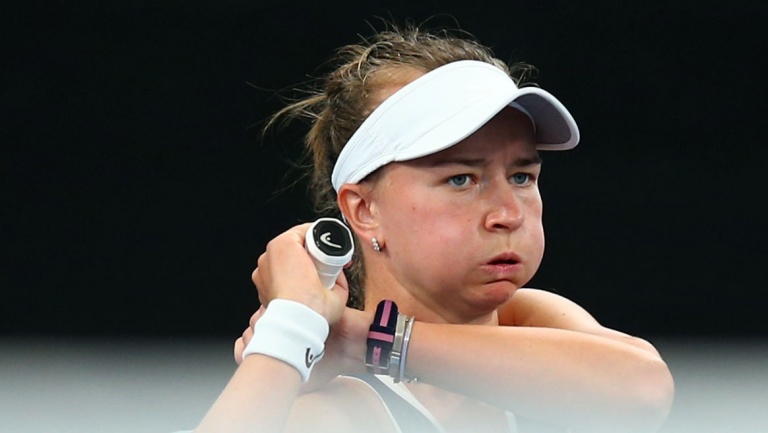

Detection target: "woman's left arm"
[399, 288, 674, 432]
[497, 288, 664, 357]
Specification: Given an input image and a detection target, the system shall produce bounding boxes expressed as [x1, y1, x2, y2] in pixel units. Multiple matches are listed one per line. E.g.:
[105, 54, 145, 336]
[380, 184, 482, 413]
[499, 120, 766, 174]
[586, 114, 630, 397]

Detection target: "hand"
[251, 223, 349, 324]
[233, 305, 264, 365]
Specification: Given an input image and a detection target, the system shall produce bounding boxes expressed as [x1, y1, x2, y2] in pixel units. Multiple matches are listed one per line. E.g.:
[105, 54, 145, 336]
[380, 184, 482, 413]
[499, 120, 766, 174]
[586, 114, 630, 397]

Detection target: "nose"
[484, 184, 525, 232]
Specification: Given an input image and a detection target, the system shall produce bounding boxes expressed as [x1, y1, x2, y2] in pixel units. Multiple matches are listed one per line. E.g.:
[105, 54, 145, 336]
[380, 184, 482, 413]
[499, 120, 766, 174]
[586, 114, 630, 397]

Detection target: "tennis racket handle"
[305, 218, 354, 289]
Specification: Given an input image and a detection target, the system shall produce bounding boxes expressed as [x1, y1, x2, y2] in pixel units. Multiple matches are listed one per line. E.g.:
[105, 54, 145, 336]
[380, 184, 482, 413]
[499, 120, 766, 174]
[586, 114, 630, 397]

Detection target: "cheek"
[525, 196, 545, 261]
[382, 193, 472, 271]
[530, 222, 545, 258]
[387, 194, 465, 247]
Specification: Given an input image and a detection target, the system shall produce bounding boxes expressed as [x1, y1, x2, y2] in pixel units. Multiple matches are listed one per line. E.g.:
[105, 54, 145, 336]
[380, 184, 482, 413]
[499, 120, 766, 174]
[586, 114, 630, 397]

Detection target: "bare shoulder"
[501, 288, 661, 356]
[502, 288, 600, 328]
[285, 376, 397, 433]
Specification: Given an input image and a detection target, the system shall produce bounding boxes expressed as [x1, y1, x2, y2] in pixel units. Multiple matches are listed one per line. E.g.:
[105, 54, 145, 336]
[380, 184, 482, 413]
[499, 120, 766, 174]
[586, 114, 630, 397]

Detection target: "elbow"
[614, 337, 675, 432]
[646, 359, 675, 427]
[581, 353, 675, 433]
[622, 355, 675, 433]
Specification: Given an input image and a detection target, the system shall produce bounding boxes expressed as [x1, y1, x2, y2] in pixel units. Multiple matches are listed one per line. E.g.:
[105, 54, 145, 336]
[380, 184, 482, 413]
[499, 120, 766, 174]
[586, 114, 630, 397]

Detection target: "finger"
[234, 337, 244, 364]
[266, 223, 313, 255]
[283, 222, 314, 245]
[256, 251, 266, 270]
[331, 275, 350, 306]
[334, 270, 350, 292]
[249, 305, 265, 328]
[252, 262, 262, 286]
[252, 266, 265, 303]
[242, 326, 254, 347]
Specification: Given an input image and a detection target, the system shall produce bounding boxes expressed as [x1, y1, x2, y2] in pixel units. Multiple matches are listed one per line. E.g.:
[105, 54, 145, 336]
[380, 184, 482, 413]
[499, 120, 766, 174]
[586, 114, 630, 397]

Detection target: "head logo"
[320, 232, 342, 249]
[305, 347, 325, 368]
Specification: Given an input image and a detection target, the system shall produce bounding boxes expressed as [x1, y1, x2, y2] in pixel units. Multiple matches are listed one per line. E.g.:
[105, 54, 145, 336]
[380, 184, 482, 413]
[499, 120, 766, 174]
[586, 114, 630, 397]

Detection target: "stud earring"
[372, 237, 381, 252]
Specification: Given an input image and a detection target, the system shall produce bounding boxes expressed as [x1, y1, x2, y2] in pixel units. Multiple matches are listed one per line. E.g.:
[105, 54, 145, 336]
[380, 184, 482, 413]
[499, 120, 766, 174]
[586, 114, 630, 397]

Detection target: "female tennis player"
[189, 26, 674, 433]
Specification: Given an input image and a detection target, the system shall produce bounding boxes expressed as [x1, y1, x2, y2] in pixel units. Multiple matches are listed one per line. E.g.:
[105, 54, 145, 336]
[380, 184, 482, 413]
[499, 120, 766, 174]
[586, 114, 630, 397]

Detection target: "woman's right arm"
[194, 354, 303, 433]
[194, 224, 350, 433]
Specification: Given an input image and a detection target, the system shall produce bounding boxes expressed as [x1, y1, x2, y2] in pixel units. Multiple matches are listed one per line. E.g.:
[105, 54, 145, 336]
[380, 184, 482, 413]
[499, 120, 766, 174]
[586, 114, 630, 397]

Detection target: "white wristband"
[242, 299, 330, 383]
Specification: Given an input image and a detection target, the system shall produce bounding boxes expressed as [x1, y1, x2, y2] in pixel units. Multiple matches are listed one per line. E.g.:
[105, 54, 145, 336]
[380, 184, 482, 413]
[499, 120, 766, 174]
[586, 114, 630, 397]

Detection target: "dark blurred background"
[3, 0, 767, 340]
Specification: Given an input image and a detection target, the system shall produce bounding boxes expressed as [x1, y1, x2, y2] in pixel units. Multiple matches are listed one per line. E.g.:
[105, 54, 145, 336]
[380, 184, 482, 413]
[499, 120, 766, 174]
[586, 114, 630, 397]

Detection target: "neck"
[362, 266, 499, 326]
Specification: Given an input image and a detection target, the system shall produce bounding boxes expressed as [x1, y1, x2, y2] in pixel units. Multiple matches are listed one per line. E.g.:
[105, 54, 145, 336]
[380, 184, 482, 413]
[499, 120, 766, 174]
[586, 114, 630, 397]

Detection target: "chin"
[468, 281, 519, 311]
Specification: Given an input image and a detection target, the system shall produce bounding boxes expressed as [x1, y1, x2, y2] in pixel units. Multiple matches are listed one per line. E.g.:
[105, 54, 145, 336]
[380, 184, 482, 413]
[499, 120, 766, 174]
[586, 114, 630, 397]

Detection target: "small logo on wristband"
[305, 347, 325, 368]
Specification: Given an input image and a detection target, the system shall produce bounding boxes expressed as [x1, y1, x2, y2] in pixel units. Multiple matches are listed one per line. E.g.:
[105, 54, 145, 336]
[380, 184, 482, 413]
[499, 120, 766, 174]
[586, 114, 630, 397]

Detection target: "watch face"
[312, 220, 351, 257]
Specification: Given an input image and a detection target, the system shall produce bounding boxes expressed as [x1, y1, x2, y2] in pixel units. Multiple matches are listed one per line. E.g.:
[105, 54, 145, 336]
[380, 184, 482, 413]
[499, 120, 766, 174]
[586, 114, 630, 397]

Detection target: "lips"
[481, 252, 523, 280]
[486, 252, 522, 266]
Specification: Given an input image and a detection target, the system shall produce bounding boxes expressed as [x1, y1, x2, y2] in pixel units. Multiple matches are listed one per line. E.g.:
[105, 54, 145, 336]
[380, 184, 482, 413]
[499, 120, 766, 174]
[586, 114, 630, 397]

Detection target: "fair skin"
[195, 108, 674, 433]
[356, 107, 545, 326]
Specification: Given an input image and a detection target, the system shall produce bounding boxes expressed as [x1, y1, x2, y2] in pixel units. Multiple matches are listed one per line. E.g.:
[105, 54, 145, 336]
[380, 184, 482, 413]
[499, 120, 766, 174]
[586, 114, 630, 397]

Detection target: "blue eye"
[448, 174, 471, 187]
[511, 173, 532, 185]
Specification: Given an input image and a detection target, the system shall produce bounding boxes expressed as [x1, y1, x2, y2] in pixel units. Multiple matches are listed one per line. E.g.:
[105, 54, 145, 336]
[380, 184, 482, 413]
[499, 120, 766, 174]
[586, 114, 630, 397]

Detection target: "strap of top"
[352, 374, 443, 433]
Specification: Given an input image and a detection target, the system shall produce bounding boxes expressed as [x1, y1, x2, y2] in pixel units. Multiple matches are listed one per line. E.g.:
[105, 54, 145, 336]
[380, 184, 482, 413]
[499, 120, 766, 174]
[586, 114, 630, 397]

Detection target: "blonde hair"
[267, 25, 535, 308]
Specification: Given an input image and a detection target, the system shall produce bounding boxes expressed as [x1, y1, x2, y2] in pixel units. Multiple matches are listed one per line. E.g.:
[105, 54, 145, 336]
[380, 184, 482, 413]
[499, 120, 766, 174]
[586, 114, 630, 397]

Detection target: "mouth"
[480, 252, 524, 281]
[486, 253, 522, 266]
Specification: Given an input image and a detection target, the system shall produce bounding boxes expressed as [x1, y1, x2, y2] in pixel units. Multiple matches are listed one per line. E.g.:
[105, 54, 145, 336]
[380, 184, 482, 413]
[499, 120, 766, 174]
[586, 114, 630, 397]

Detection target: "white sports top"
[348, 374, 518, 433]
[174, 374, 519, 433]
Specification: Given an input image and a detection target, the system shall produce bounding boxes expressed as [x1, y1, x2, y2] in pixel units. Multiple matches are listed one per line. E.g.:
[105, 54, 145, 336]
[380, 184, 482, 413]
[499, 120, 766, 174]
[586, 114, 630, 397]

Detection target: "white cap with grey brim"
[331, 60, 580, 192]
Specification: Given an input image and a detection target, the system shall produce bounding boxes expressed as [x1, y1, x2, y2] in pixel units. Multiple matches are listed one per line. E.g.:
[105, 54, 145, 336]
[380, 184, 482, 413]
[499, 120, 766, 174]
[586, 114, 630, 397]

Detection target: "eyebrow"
[430, 154, 542, 168]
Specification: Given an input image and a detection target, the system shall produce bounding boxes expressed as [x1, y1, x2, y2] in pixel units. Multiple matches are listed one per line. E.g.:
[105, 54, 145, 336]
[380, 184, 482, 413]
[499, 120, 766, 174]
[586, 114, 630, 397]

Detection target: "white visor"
[331, 60, 579, 192]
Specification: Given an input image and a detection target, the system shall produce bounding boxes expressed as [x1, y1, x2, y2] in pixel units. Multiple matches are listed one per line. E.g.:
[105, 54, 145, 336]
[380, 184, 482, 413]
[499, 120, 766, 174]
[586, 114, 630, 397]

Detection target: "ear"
[337, 182, 379, 242]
